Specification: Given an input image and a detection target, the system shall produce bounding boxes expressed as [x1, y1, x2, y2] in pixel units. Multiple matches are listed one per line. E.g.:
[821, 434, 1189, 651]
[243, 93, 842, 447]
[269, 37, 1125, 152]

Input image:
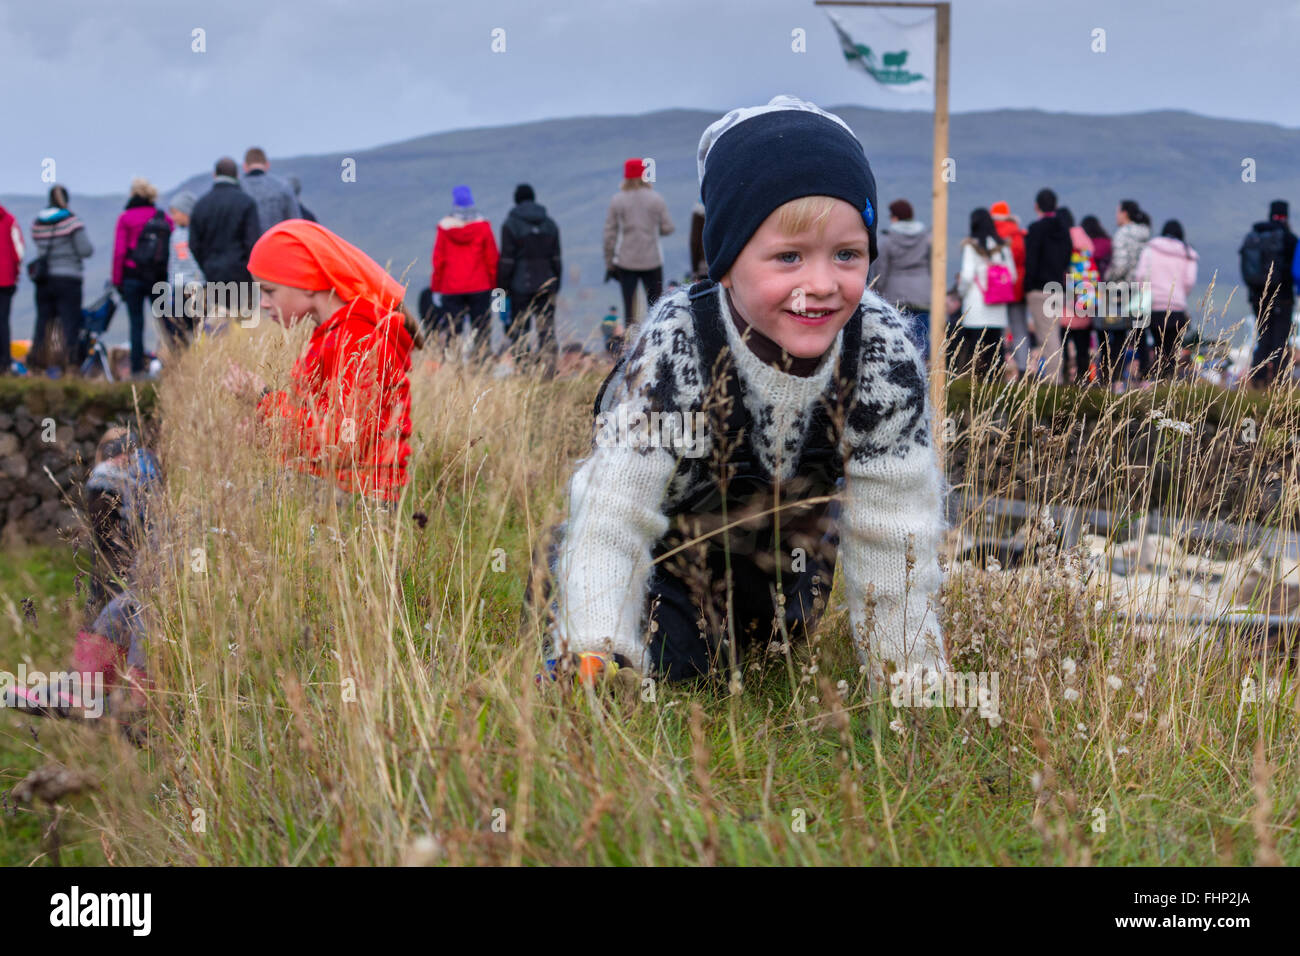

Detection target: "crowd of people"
[871, 190, 1300, 392]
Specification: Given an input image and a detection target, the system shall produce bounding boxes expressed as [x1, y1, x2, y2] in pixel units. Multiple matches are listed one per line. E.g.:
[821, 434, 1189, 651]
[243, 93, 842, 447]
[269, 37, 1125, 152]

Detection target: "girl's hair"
[48, 184, 69, 208]
[1056, 206, 1075, 231]
[620, 177, 651, 191]
[1119, 199, 1150, 226]
[1160, 219, 1193, 258]
[129, 177, 158, 203]
[398, 303, 426, 349]
[1080, 215, 1109, 241]
[968, 207, 1003, 256]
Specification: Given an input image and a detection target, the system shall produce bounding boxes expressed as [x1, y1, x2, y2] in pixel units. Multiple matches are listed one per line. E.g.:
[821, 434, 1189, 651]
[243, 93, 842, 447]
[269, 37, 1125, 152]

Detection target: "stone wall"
[0, 379, 157, 546]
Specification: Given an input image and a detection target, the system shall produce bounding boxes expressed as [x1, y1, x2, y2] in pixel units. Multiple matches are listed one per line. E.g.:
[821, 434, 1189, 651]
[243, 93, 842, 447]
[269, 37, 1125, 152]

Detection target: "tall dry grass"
[21, 300, 1300, 865]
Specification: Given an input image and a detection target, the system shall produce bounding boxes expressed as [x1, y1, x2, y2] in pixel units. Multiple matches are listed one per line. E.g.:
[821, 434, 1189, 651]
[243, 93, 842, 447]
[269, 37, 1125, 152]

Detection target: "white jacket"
[957, 239, 1015, 329]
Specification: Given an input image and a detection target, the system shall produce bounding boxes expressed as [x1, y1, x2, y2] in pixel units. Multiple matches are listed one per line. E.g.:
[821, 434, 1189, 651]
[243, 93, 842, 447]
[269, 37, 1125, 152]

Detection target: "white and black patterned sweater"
[554, 283, 948, 680]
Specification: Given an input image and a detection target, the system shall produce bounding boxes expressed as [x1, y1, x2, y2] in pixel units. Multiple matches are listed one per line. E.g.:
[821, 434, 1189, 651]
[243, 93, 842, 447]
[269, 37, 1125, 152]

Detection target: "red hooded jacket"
[0, 205, 21, 287]
[257, 297, 414, 501]
[431, 216, 498, 294]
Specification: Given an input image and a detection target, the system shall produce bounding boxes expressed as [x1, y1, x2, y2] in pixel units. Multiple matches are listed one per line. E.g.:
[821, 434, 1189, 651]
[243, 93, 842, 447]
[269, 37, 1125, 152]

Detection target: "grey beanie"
[170, 191, 197, 216]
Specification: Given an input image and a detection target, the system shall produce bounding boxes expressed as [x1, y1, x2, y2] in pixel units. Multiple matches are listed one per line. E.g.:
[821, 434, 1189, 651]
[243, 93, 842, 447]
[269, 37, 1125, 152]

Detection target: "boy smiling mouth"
[786, 305, 838, 324]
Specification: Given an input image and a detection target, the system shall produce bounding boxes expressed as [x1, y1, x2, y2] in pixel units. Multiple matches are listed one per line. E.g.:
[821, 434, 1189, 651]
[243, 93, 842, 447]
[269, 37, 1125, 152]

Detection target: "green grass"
[0, 545, 108, 866]
[0, 327, 1295, 866]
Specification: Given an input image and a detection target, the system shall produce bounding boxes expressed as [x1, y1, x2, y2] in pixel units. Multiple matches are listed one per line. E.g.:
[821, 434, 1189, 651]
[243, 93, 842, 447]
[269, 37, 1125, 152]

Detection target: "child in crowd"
[533, 96, 948, 691]
[222, 220, 423, 503]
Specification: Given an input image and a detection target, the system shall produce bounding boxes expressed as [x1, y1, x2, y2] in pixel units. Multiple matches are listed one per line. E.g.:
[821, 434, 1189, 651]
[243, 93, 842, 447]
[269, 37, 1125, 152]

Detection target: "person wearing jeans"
[612, 265, 662, 328]
[29, 185, 93, 372]
[33, 277, 84, 371]
[117, 278, 150, 375]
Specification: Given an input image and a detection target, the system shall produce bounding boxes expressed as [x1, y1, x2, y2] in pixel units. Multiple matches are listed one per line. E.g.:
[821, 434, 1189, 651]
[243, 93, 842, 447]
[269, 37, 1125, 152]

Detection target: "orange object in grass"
[576, 652, 612, 685]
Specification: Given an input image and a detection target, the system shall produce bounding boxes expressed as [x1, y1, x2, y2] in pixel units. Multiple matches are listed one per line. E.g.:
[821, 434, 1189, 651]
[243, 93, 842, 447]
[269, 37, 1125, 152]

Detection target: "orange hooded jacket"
[249, 221, 414, 501]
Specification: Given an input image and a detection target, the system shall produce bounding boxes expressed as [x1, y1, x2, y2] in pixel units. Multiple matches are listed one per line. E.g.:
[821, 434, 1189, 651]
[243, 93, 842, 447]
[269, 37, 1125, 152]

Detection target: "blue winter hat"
[452, 185, 474, 208]
[696, 95, 877, 283]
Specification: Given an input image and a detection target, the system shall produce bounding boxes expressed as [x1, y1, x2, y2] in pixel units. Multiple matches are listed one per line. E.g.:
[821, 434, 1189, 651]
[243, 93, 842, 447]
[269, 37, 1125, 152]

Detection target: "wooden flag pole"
[816, 0, 950, 470]
[930, 2, 950, 468]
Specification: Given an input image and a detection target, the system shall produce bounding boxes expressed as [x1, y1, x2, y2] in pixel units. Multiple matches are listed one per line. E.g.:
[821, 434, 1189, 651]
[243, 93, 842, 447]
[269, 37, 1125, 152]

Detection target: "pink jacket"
[112, 204, 174, 286]
[1135, 236, 1198, 313]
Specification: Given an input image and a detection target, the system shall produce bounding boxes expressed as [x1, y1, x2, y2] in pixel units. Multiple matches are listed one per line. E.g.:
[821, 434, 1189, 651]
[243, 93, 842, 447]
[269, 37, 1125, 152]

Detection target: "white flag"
[824, 6, 936, 95]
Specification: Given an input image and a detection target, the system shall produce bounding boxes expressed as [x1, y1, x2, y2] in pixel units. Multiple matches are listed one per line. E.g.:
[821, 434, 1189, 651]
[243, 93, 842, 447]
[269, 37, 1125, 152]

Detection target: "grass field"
[1, 322, 1296, 866]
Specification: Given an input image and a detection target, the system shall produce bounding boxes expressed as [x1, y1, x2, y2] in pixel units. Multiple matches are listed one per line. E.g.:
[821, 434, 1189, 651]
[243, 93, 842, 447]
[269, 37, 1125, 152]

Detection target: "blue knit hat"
[696, 95, 877, 283]
[452, 185, 474, 208]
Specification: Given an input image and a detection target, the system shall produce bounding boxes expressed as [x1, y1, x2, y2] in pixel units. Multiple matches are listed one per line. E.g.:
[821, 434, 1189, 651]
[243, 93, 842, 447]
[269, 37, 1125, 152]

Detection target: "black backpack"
[127, 211, 171, 282]
[1240, 225, 1287, 291]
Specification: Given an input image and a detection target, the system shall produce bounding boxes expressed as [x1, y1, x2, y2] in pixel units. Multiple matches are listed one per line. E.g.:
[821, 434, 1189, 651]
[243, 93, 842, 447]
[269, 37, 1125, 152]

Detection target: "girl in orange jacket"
[227, 220, 422, 502]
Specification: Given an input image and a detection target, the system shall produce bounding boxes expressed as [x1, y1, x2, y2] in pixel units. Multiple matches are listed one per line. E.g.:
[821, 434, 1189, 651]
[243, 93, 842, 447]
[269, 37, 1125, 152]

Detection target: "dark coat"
[189, 180, 261, 285]
[1023, 213, 1072, 292]
[497, 200, 561, 296]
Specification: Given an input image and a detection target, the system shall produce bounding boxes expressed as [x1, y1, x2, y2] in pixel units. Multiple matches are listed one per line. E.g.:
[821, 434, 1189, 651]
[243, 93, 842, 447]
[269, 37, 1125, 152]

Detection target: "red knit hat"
[623, 157, 645, 180]
[990, 201, 1012, 218]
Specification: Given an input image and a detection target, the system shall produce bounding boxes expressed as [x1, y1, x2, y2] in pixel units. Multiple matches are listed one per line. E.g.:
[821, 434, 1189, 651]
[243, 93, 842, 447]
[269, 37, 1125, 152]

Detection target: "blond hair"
[771, 195, 841, 237]
[129, 177, 158, 204]
[620, 177, 651, 191]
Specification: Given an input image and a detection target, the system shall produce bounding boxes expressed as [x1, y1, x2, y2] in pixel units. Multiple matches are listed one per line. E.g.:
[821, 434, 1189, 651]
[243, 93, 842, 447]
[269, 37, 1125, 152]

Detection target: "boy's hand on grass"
[537, 651, 640, 692]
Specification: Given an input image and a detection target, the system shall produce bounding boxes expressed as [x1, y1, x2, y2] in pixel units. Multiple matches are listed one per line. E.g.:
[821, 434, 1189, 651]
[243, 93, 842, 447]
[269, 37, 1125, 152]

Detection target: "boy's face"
[720, 198, 870, 359]
[169, 209, 190, 227]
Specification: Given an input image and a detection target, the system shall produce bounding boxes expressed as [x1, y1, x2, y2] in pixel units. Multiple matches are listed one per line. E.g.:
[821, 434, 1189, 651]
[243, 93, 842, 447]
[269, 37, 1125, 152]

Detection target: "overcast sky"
[3, 0, 1298, 196]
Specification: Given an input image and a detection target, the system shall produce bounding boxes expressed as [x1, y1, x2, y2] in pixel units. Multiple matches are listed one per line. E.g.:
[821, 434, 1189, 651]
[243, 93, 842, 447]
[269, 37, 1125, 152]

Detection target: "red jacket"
[993, 217, 1027, 301]
[0, 205, 21, 287]
[431, 216, 498, 294]
[257, 297, 414, 501]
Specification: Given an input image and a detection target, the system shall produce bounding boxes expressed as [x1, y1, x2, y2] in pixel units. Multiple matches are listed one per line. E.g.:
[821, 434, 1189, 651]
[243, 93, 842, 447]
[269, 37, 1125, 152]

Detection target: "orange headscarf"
[248, 219, 406, 313]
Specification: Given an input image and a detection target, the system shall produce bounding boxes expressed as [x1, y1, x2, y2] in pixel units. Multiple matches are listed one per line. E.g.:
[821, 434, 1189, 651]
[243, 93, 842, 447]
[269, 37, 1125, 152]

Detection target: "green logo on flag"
[830, 20, 926, 87]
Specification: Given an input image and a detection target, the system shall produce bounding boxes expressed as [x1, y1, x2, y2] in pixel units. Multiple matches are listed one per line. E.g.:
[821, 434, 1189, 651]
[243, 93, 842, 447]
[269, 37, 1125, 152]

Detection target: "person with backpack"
[990, 201, 1029, 377]
[955, 207, 1015, 380]
[1022, 188, 1071, 383]
[532, 96, 946, 692]
[1098, 199, 1152, 391]
[112, 178, 173, 377]
[1055, 208, 1099, 386]
[1136, 219, 1199, 381]
[498, 183, 562, 377]
[603, 159, 675, 328]
[0, 202, 23, 375]
[432, 185, 499, 359]
[28, 184, 94, 375]
[1240, 200, 1298, 388]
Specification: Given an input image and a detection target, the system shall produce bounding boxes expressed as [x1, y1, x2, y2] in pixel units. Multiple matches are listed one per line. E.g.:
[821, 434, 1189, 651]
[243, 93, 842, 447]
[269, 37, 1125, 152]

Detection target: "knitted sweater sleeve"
[554, 290, 704, 669]
[839, 292, 948, 685]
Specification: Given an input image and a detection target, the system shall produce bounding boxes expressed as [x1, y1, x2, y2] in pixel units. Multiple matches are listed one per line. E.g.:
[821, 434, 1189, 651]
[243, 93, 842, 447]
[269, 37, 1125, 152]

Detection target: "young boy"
[538, 96, 948, 691]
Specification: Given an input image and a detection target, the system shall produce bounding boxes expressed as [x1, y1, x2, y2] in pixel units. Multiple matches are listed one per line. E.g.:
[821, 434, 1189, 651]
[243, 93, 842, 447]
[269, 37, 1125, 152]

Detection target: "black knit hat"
[696, 96, 877, 283]
[514, 183, 535, 204]
[1270, 199, 1289, 220]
